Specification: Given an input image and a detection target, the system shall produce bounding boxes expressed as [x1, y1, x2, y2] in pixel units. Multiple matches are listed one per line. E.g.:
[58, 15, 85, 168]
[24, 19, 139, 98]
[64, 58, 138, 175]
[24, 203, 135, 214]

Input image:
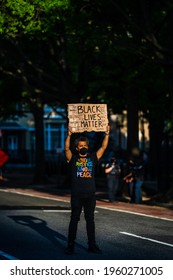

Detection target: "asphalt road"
[0, 190, 173, 260]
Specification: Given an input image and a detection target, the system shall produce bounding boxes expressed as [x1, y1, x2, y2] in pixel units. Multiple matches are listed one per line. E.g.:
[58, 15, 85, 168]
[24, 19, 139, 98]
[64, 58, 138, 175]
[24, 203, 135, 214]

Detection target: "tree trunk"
[162, 66, 173, 198]
[149, 115, 173, 199]
[127, 88, 139, 155]
[31, 103, 45, 184]
[148, 119, 160, 180]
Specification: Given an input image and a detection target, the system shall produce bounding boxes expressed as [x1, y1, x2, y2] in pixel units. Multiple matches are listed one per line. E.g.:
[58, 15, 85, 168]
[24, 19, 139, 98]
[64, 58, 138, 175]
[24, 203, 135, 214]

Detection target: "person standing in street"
[124, 147, 145, 204]
[105, 157, 121, 203]
[64, 124, 110, 255]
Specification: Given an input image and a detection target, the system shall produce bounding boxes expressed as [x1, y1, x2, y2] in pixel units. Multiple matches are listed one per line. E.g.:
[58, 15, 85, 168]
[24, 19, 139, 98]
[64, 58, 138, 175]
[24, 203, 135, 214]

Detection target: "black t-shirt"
[105, 162, 121, 177]
[127, 156, 144, 179]
[69, 153, 98, 195]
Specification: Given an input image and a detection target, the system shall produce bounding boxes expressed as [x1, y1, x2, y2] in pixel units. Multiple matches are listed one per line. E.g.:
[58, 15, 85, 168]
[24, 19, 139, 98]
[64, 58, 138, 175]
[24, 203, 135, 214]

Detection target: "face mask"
[79, 147, 88, 155]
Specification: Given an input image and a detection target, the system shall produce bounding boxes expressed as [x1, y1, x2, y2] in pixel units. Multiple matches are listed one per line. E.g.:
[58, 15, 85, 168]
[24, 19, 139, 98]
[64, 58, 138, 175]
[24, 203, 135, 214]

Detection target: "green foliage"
[0, 0, 173, 122]
[0, 0, 70, 36]
[0, 0, 173, 187]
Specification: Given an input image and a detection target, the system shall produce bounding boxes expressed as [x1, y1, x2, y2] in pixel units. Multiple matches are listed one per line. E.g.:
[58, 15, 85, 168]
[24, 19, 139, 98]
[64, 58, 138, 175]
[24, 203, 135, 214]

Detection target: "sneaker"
[65, 243, 74, 255]
[88, 244, 102, 254]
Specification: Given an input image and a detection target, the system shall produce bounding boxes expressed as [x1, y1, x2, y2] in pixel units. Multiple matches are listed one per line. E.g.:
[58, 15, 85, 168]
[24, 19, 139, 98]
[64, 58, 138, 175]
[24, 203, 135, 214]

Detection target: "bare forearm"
[96, 133, 109, 159]
[105, 165, 112, 174]
[65, 126, 73, 161]
[65, 135, 71, 151]
[96, 125, 110, 160]
[101, 134, 109, 150]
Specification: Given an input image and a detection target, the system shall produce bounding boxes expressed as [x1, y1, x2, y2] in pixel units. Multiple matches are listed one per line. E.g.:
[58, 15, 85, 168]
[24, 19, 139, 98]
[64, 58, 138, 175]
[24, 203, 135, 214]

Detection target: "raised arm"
[96, 125, 110, 160]
[64, 126, 73, 161]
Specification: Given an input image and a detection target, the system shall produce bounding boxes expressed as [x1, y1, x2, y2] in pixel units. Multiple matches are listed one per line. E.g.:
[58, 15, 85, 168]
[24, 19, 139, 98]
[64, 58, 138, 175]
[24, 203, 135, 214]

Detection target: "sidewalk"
[0, 173, 173, 221]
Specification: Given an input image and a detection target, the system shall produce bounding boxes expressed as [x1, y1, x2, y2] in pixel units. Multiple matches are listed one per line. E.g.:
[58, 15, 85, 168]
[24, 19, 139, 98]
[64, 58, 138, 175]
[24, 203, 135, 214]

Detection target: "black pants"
[107, 176, 119, 202]
[67, 193, 96, 246]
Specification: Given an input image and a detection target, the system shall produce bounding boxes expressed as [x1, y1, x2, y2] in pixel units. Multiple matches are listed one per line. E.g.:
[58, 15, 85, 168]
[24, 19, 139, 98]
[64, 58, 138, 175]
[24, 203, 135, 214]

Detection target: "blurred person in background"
[105, 157, 121, 203]
[123, 147, 145, 204]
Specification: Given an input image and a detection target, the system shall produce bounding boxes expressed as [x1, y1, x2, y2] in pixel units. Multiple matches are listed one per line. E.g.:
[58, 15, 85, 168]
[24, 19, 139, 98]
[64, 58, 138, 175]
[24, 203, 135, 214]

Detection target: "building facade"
[0, 105, 67, 167]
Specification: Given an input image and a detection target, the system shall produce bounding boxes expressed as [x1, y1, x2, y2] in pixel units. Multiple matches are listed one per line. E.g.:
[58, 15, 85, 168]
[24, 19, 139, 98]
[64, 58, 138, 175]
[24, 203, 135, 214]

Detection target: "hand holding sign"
[68, 103, 108, 133]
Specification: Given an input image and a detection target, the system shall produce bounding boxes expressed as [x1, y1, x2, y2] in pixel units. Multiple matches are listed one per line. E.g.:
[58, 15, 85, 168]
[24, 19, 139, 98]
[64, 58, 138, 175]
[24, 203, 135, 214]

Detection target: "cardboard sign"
[68, 103, 108, 132]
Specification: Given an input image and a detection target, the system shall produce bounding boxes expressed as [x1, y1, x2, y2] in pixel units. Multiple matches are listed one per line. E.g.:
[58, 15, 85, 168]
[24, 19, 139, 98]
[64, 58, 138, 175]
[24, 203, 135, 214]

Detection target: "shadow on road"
[8, 215, 86, 258]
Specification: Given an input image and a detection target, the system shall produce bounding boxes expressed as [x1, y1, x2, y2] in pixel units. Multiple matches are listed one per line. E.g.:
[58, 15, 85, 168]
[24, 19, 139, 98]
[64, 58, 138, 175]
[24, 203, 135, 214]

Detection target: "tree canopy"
[0, 0, 173, 197]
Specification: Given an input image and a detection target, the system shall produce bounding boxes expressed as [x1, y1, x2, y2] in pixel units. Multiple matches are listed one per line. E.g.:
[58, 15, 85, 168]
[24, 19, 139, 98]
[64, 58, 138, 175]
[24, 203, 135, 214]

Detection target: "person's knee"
[84, 212, 94, 222]
[70, 211, 81, 222]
